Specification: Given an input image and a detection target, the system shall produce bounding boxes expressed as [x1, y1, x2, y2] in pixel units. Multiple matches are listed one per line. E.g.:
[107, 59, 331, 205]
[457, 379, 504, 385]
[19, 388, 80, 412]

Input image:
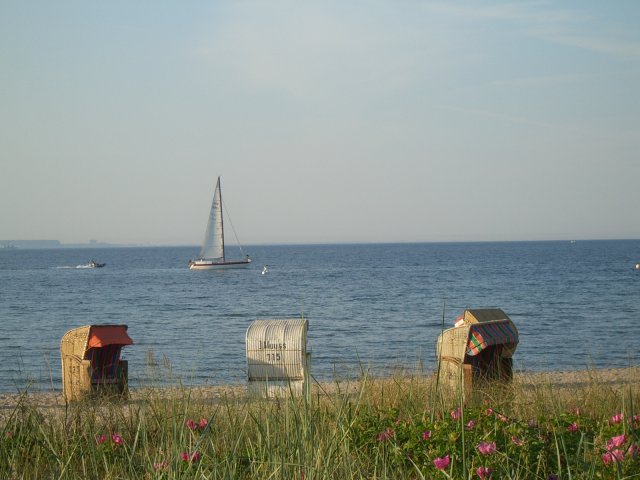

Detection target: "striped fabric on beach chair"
[89, 344, 122, 383]
[466, 320, 518, 357]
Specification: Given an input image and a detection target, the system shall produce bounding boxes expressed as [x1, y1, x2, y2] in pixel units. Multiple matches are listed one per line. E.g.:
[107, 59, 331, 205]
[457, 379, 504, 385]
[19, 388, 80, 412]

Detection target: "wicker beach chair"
[437, 309, 518, 397]
[246, 318, 310, 398]
[60, 324, 133, 402]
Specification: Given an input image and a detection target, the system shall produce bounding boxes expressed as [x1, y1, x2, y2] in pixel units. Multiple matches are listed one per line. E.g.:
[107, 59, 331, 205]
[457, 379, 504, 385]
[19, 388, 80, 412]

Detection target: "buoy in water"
[635, 263, 640, 270]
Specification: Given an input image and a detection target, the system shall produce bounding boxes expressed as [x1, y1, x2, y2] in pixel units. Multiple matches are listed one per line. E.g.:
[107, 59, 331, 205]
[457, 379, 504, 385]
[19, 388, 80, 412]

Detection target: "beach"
[3, 366, 639, 420]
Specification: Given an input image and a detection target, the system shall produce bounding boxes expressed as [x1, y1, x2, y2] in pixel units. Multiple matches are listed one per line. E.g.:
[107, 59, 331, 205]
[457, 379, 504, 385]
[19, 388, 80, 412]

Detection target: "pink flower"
[602, 452, 614, 465]
[603, 449, 624, 465]
[198, 418, 208, 430]
[607, 434, 626, 450]
[433, 454, 450, 470]
[450, 407, 462, 420]
[611, 449, 624, 462]
[477, 466, 492, 479]
[496, 413, 509, 423]
[96, 434, 106, 445]
[627, 443, 640, 458]
[466, 419, 477, 430]
[422, 430, 432, 441]
[485, 408, 494, 416]
[186, 419, 198, 431]
[477, 441, 497, 455]
[377, 427, 394, 442]
[153, 460, 169, 471]
[610, 413, 623, 425]
[181, 451, 201, 463]
[567, 422, 579, 432]
[111, 434, 123, 446]
[511, 435, 525, 446]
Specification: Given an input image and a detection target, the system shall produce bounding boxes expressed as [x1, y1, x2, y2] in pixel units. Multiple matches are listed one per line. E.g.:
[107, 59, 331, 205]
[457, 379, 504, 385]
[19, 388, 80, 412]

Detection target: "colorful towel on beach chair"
[466, 321, 518, 357]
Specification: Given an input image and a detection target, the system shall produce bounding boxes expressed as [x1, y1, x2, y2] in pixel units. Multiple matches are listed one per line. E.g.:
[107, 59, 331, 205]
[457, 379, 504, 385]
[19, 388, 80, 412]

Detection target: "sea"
[0, 240, 638, 393]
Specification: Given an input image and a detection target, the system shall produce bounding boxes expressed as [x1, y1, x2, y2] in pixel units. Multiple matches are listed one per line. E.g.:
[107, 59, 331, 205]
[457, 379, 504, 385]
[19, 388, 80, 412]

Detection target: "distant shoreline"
[2, 238, 639, 250]
[0, 240, 143, 249]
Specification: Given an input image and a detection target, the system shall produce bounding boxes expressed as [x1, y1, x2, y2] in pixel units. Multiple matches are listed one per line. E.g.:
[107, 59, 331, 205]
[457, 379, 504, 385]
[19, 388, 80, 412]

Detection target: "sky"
[1, 1, 639, 245]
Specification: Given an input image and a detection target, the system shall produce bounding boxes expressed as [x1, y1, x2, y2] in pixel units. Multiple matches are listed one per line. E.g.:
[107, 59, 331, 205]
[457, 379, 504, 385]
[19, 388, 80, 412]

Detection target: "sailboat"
[189, 177, 251, 270]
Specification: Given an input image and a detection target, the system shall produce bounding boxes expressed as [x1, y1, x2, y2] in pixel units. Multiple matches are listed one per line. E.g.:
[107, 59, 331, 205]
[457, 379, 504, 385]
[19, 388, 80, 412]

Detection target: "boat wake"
[55, 264, 101, 269]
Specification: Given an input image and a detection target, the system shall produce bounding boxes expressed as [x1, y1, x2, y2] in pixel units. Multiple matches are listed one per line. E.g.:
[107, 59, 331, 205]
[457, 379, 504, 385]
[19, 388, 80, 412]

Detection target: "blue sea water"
[0, 240, 638, 393]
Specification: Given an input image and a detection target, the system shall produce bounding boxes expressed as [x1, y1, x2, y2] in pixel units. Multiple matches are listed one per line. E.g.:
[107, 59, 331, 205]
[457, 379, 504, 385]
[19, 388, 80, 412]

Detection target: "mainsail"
[198, 177, 225, 261]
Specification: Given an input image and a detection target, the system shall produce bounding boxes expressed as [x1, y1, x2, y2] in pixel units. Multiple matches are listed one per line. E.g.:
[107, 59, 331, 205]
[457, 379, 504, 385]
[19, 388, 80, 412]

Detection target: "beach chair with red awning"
[60, 324, 133, 402]
[437, 309, 518, 397]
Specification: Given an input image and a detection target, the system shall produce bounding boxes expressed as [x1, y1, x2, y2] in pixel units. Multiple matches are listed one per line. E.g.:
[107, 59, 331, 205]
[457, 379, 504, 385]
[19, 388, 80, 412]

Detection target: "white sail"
[198, 177, 225, 261]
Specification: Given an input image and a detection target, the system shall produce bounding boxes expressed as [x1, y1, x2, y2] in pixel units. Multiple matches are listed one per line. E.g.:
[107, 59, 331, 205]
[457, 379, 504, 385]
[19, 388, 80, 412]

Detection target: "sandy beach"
[514, 366, 640, 388]
[2, 366, 639, 420]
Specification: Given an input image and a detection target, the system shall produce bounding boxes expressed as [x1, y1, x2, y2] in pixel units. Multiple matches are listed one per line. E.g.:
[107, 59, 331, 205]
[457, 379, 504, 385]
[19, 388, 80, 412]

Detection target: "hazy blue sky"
[1, 1, 639, 245]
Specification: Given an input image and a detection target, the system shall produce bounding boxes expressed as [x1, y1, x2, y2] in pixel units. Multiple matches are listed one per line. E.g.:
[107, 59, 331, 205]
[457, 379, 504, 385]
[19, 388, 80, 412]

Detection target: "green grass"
[2, 369, 640, 479]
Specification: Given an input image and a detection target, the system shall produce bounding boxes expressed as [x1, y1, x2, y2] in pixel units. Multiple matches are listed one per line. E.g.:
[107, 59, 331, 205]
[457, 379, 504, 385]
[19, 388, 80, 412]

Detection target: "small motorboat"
[88, 260, 106, 268]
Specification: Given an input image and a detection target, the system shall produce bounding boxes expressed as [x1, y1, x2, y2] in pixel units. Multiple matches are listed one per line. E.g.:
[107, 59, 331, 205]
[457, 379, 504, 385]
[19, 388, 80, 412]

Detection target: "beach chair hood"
[88, 325, 133, 349]
[438, 309, 519, 362]
[462, 309, 518, 357]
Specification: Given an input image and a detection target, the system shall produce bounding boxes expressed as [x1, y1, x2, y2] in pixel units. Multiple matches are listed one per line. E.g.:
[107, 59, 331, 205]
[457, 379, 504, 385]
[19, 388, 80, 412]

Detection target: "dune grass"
[2, 368, 640, 479]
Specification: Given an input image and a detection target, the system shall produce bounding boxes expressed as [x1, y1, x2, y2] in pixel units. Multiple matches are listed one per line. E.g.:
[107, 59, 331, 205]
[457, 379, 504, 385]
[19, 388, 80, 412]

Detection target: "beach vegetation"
[1, 368, 639, 479]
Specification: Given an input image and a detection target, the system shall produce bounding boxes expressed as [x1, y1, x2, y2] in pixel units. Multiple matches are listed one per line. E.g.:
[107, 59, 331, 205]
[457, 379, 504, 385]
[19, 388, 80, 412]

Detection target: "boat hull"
[189, 259, 251, 270]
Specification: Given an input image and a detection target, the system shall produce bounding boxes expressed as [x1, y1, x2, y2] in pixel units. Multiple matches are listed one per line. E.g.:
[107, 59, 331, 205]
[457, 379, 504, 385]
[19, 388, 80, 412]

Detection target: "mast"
[218, 176, 225, 262]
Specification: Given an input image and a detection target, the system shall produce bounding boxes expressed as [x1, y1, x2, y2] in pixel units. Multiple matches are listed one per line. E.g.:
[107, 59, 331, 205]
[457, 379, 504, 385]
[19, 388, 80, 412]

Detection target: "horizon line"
[2, 237, 639, 250]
